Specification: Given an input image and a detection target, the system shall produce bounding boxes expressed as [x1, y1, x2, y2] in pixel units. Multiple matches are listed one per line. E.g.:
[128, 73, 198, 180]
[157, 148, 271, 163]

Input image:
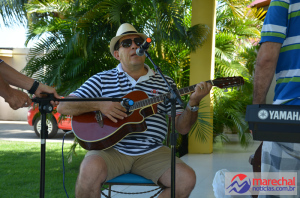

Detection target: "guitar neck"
[129, 80, 214, 111]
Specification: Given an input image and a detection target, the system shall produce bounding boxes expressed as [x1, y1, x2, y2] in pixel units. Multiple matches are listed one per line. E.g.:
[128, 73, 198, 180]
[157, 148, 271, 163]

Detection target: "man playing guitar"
[57, 23, 212, 198]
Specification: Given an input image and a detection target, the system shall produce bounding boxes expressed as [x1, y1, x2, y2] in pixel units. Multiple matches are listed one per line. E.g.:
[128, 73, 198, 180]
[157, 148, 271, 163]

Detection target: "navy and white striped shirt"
[71, 64, 184, 156]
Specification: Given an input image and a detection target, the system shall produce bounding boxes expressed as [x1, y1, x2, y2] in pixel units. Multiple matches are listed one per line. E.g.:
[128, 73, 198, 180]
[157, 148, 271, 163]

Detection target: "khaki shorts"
[85, 146, 184, 185]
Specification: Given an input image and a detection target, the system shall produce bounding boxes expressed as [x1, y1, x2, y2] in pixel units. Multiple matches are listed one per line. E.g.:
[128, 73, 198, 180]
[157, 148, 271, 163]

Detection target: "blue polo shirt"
[260, 0, 300, 104]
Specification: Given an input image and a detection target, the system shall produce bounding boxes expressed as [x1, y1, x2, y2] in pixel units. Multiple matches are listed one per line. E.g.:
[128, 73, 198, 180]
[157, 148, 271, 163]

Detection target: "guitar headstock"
[212, 76, 244, 89]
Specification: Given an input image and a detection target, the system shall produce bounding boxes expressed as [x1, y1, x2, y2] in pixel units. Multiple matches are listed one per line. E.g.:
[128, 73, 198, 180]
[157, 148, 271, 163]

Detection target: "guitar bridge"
[95, 111, 104, 128]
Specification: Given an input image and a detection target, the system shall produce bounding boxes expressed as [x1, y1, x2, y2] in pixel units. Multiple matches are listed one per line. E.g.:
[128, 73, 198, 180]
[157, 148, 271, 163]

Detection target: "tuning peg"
[224, 88, 228, 92]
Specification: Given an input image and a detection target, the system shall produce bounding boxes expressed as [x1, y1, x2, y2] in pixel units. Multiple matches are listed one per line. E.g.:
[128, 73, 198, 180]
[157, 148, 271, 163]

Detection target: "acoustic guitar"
[72, 77, 244, 150]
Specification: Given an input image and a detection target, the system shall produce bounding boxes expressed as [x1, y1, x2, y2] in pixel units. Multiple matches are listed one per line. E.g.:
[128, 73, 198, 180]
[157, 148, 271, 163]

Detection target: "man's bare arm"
[0, 61, 60, 100]
[175, 82, 212, 135]
[253, 42, 282, 104]
[0, 61, 34, 91]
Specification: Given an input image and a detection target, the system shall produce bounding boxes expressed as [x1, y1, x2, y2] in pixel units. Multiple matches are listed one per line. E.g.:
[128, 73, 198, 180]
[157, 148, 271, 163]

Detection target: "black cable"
[62, 131, 73, 198]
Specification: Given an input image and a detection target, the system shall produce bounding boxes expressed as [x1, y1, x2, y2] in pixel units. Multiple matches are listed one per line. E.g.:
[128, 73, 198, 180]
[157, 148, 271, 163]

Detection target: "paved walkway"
[0, 120, 75, 143]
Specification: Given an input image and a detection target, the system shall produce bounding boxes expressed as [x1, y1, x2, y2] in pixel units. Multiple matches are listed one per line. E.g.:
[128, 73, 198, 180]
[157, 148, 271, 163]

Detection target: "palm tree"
[213, 0, 266, 147]
[21, 0, 117, 94]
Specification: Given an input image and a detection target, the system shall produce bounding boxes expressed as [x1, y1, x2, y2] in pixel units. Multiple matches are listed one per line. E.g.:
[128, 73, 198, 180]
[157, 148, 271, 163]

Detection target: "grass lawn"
[0, 140, 87, 198]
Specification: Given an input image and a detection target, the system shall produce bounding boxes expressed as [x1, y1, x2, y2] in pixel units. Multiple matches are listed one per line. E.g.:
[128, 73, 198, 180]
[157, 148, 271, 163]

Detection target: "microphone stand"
[145, 51, 184, 198]
[32, 94, 127, 198]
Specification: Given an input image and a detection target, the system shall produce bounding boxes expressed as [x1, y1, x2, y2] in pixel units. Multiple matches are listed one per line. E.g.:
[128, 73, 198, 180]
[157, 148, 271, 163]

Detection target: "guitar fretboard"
[128, 82, 209, 111]
[127, 76, 244, 111]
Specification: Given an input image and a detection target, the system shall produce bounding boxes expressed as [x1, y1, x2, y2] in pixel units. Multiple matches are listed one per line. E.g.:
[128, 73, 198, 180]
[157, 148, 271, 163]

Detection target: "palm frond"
[0, 0, 28, 27]
[190, 102, 213, 142]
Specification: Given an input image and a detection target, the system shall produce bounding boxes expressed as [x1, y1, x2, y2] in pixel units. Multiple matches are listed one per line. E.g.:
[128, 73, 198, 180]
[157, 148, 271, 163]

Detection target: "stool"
[103, 173, 160, 197]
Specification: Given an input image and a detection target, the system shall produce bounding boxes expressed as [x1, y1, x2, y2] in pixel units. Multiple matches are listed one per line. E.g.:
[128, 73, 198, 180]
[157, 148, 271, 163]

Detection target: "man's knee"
[158, 163, 196, 198]
[78, 155, 108, 185]
[176, 164, 196, 194]
[159, 163, 196, 190]
[76, 155, 108, 197]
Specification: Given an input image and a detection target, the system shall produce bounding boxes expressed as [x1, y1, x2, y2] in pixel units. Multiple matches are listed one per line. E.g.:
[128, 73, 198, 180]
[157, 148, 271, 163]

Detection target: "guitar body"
[72, 90, 158, 150]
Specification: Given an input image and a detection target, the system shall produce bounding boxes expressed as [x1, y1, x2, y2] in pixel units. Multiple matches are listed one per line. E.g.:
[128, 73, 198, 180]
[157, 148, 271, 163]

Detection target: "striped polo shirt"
[71, 64, 184, 156]
[260, 0, 300, 104]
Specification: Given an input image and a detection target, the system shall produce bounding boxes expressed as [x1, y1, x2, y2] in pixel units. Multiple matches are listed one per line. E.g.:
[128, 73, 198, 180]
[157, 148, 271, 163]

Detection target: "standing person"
[0, 59, 60, 109]
[253, 0, 300, 197]
[58, 23, 212, 198]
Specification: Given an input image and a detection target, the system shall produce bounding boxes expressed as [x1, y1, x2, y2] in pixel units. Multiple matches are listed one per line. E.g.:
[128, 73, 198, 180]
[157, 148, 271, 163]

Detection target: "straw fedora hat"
[110, 23, 148, 57]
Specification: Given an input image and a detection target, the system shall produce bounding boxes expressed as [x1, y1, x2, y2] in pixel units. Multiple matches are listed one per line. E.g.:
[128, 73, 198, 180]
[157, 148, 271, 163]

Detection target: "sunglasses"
[118, 37, 144, 49]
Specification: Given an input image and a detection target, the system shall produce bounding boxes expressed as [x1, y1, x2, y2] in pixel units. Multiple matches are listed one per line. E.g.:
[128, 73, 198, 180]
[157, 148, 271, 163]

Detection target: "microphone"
[136, 38, 152, 56]
[121, 98, 134, 108]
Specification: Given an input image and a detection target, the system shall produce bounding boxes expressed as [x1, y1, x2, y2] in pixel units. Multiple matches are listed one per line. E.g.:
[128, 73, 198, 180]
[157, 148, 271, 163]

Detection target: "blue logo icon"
[226, 174, 251, 194]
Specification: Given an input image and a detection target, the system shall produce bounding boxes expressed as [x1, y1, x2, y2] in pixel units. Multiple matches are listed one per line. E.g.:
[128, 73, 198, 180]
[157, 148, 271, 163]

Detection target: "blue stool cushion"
[106, 173, 154, 184]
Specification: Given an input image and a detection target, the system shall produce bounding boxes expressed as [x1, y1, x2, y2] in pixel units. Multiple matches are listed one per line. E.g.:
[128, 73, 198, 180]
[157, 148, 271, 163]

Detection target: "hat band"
[121, 31, 138, 35]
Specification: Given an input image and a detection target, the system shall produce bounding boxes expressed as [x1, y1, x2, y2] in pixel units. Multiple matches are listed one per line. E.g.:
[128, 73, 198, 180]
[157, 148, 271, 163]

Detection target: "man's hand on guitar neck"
[189, 82, 212, 106]
[99, 101, 128, 123]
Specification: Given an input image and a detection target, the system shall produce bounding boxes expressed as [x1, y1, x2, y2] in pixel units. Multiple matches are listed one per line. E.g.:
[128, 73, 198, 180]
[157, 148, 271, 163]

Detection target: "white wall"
[0, 48, 30, 121]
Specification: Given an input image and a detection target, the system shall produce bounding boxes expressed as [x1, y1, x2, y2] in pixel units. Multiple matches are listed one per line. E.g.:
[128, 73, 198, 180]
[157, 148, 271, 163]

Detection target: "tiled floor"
[103, 136, 261, 198]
